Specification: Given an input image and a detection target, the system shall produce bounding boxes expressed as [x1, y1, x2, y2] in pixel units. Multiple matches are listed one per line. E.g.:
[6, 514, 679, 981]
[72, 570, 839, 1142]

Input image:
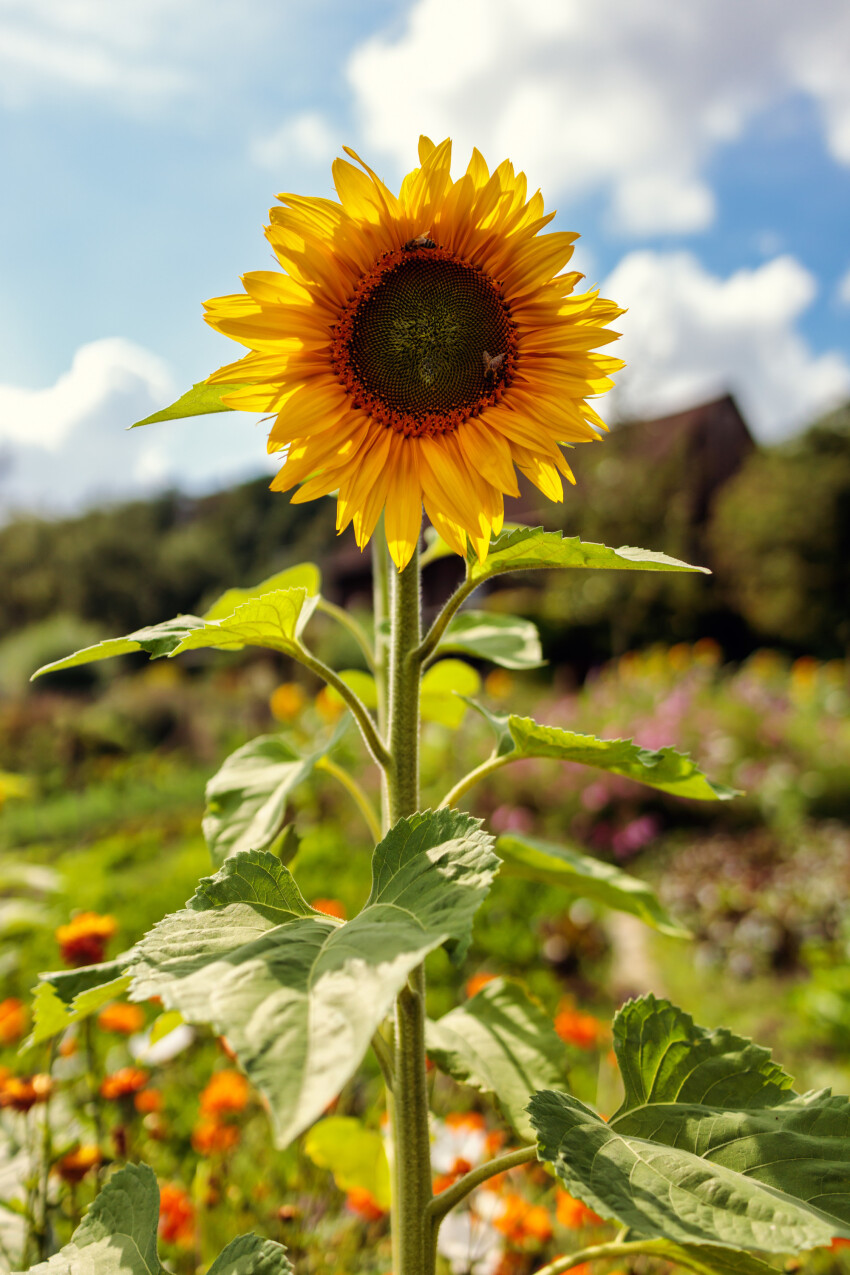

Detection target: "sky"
[1, 0, 849, 518]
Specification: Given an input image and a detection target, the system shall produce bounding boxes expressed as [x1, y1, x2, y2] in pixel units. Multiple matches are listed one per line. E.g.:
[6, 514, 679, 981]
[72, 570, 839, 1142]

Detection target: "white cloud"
[603, 251, 850, 438]
[347, 0, 850, 236]
[837, 266, 850, 308]
[0, 339, 275, 518]
[249, 110, 337, 174]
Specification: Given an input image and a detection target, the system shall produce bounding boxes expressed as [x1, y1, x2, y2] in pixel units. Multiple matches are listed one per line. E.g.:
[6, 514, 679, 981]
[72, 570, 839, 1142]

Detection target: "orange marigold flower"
[54, 1145, 101, 1184]
[0, 1073, 52, 1112]
[134, 1088, 163, 1115]
[100, 1067, 149, 1101]
[346, 1187, 387, 1222]
[192, 1117, 240, 1156]
[554, 1003, 607, 1051]
[97, 1003, 145, 1035]
[270, 681, 306, 722]
[311, 897, 347, 920]
[465, 972, 497, 998]
[199, 1069, 249, 1117]
[0, 998, 27, 1045]
[55, 912, 118, 967]
[158, 1183, 195, 1248]
[494, 1193, 553, 1245]
[555, 1190, 602, 1230]
[831, 1238, 850, 1251]
[445, 1111, 486, 1132]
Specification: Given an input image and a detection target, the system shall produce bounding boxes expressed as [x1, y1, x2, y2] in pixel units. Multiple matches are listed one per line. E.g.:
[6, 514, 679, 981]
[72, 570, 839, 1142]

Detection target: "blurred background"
[1, 5, 850, 1270]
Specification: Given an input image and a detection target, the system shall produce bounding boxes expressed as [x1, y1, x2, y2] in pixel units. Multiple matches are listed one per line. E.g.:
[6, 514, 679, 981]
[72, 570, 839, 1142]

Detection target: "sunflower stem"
[415, 566, 477, 668]
[438, 752, 512, 810]
[385, 534, 434, 1275]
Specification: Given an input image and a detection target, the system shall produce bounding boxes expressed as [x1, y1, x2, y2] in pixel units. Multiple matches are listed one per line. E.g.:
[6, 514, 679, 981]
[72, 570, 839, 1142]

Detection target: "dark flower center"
[331, 246, 517, 437]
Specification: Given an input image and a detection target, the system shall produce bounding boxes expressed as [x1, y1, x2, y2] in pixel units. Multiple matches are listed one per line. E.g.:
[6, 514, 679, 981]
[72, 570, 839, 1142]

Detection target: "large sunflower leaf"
[304, 1116, 391, 1210]
[496, 834, 688, 938]
[127, 813, 498, 1147]
[131, 381, 239, 429]
[31, 588, 318, 681]
[471, 528, 710, 582]
[204, 564, 321, 622]
[19, 1163, 292, 1275]
[508, 717, 736, 800]
[612, 995, 794, 1114]
[420, 660, 481, 727]
[530, 1088, 850, 1253]
[203, 719, 348, 867]
[31, 617, 207, 679]
[436, 611, 545, 670]
[426, 977, 564, 1140]
[634, 1241, 781, 1275]
[529, 995, 850, 1253]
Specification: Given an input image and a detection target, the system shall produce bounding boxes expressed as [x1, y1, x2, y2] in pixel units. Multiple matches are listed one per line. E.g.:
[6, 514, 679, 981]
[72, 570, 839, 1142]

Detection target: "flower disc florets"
[203, 136, 624, 569]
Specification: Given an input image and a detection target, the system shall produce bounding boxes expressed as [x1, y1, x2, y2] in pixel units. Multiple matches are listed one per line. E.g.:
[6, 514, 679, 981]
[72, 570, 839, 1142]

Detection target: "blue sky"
[1, 0, 849, 518]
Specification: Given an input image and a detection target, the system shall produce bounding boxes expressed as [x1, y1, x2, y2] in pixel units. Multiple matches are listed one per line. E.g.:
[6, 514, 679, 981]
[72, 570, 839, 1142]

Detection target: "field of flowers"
[1, 641, 849, 1274]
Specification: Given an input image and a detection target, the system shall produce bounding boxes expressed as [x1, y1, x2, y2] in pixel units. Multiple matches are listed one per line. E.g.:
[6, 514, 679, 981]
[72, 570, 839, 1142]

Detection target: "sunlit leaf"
[131, 381, 240, 429]
[304, 1116, 391, 1209]
[496, 834, 689, 938]
[508, 717, 736, 800]
[204, 564, 321, 621]
[471, 527, 710, 582]
[529, 994, 850, 1253]
[24, 974, 132, 1049]
[149, 1009, 184, 1046]
[427, 978, 564, 1139]
[327, 669, 379, 710]
[127, 813, 498, 1147]
[436, 611, 545, 670]
[169, 589, 318, 656]
[31, 617, 207, 680]
[420, 660, 481, 728]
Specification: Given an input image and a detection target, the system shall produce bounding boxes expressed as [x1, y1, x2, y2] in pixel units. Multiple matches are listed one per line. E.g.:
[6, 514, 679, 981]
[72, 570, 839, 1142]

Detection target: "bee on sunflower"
[203, 136, 623, 570]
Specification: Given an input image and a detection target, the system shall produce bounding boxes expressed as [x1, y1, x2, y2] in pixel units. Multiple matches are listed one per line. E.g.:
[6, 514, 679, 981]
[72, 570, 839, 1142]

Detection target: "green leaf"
[31, 589, 318, 681]
[530, 995, 850, 1253]
[420, 660, 482, 728]
[31, 617, 206, 680]
[303, 1116, 391, 1209]
[612, 996, 794, 1114]
[328, 669, 379, 710]
[38, 958, 132, 1006]
[436, 611, 545, 670]
[508, 716, 736, 800]
[21, 1163, 291, 1275]
[496, 834, 689, 938]
[203, 728, 345, 867]
[131, 381, 240, 429]
[206, 1235, 293, 1275]
[127, 813, 498, 1147]
[150, 1009, 184, 1046]
[618, 1240, 783, 1275]
[471, 527, 710, 582]
[426, 978, 564, 1140]
[204, 564, 321, 622]
[24, 974, 132, 1049]
[168, 589, 318, 657]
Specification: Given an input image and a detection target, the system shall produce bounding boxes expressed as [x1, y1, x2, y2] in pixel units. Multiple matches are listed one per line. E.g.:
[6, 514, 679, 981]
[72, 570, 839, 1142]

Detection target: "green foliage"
[496, 833, 688, 937]
[426, 977, 564, 1140]
[203, 723, 347, 866]
[303, 1116, 392, 1210]
[132, 381, 239, 428]
[25, 974, 132, 1048]
[436, 611, 545, 669]
[530, 994, 850, 1253]
[20, 1163, 291, 1275]
[420, 660, 481, 727]
[203, 564, 321, 621]
[127, 813, 498, 1146]
[470, 526, 709, 582]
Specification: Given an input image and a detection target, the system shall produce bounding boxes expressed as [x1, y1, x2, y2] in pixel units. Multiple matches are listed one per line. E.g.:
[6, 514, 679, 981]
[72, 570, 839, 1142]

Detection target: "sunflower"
[204, 136, 623, 570]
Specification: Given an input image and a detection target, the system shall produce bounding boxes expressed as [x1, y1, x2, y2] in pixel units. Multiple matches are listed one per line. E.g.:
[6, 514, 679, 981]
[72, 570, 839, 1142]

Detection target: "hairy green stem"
[316, 598, 375, 671]
[314, 756, 382, 844]
[384, 536, 433, 1275]
[438, 753, 512, 810]
[293, 646, 391, 769]
[425, 1145, 537, 1228]
[415, 568, 477, 668]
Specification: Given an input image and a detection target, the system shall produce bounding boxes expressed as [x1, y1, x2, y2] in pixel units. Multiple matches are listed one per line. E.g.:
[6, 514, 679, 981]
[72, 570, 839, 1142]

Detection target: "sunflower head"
[204, 137, 624, 570]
